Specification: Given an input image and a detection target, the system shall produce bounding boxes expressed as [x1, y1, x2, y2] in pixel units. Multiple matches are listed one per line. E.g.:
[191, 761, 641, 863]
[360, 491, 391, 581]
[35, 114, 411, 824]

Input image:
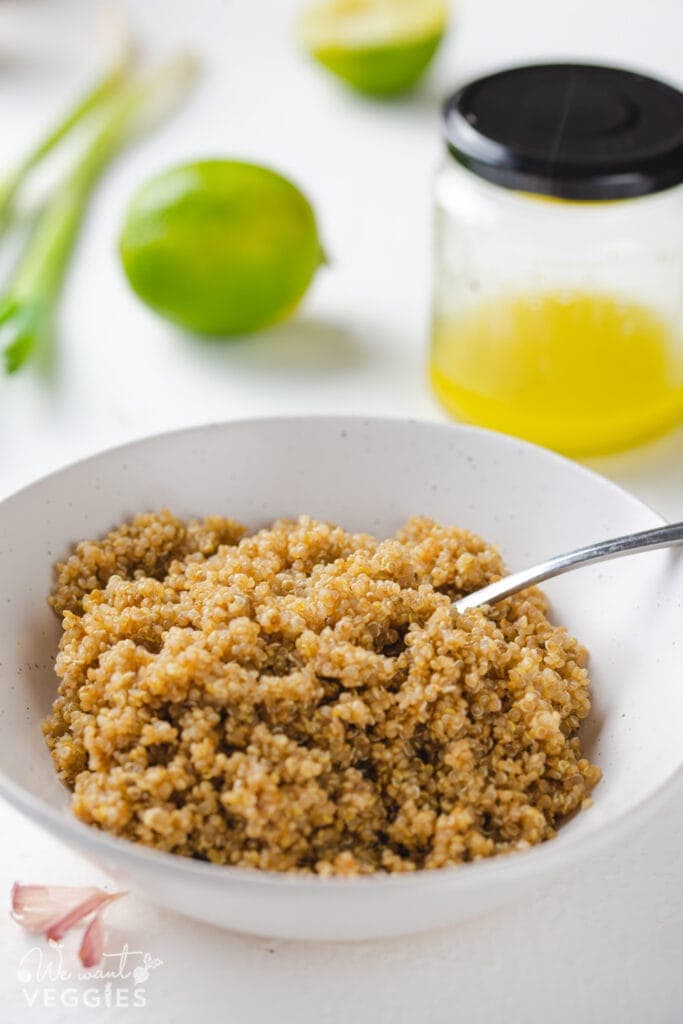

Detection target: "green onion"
[1, 53, 198, 374]
[0, 52, 132, 238]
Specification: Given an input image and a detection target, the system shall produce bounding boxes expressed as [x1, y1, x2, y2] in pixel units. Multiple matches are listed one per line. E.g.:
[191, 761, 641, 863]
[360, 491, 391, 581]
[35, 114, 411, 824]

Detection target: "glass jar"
[429, 64, 683, 455]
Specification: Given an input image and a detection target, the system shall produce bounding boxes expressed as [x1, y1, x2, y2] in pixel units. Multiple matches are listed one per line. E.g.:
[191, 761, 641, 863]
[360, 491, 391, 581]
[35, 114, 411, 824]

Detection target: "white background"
[1, 0, 682, 1020]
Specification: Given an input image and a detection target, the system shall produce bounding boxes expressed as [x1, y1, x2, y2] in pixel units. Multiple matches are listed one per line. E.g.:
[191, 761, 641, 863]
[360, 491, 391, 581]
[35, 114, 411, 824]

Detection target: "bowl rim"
[1, 412, 682, 893]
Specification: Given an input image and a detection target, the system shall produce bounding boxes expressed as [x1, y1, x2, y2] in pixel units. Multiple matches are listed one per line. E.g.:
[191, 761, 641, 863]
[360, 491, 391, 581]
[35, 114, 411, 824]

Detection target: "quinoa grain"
[44, 512, 601, 874]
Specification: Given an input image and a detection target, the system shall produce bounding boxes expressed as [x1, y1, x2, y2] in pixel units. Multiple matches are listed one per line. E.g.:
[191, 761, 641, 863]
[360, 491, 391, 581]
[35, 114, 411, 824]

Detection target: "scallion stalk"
[0, 49, 133, 237]
[1, 53, 198, 374]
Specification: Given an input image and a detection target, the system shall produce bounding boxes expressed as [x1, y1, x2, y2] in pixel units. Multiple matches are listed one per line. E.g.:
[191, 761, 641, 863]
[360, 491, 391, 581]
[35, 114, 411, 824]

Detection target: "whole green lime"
[119, 160, 324, 335]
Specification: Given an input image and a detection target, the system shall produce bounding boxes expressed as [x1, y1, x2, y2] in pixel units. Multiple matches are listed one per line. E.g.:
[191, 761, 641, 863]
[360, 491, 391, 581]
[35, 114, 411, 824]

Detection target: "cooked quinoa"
[44, 511, 601, 875]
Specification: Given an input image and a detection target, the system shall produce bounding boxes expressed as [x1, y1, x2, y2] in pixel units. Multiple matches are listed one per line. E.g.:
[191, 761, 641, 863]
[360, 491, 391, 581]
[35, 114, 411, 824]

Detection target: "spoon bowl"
[0, 416, 681, 939]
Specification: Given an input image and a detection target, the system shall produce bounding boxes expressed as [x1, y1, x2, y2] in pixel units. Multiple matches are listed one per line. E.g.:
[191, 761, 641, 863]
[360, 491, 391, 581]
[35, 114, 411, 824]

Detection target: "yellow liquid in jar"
[430, 291, 683, 455]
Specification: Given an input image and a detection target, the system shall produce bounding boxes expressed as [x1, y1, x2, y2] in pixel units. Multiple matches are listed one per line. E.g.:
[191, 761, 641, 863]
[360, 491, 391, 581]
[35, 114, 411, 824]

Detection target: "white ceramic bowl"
[1, 416, 682, 940]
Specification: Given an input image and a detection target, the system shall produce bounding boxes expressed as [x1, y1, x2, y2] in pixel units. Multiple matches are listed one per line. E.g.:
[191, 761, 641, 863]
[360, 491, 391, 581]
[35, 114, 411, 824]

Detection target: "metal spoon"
[453, 520, 683, 614]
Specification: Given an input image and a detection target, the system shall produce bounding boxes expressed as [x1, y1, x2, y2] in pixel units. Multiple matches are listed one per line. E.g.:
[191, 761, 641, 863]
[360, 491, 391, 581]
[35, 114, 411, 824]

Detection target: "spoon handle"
[454, 520, 683, 614]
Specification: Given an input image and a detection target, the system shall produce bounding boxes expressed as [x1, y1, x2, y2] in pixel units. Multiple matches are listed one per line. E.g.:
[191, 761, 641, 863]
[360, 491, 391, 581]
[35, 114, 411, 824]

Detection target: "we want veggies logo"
[11, 883, 163, 1009]
[17, 944, 163, 1009]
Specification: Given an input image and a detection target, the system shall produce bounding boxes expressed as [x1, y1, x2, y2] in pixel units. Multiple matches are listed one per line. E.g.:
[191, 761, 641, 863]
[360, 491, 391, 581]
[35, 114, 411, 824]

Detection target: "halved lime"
[299, 0, 448, 97]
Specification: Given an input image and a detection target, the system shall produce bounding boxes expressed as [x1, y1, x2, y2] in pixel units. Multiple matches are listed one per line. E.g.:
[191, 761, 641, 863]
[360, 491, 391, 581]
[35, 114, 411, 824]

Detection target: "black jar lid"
[443, 63, 683, 200]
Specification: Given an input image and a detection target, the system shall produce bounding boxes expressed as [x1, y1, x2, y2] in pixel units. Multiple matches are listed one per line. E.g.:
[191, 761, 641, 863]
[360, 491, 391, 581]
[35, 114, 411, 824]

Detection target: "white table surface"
[1, 0, 682, 1020]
